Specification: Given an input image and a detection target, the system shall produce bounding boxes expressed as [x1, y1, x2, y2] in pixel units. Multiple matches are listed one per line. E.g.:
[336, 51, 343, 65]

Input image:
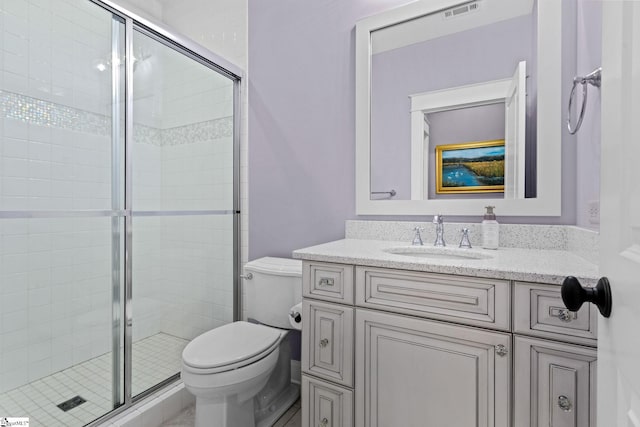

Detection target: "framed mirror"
[355, 0, 563, 216]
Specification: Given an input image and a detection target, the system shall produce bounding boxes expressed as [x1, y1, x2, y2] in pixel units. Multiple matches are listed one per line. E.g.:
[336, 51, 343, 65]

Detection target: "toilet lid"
[182, 321, 282, 369]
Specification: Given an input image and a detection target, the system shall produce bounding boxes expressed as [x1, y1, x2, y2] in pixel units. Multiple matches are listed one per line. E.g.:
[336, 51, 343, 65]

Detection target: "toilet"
[181, 257, 302, 427]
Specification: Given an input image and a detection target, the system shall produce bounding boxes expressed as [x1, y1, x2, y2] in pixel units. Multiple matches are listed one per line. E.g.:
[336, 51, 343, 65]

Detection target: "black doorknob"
[561, 276, 612, 318]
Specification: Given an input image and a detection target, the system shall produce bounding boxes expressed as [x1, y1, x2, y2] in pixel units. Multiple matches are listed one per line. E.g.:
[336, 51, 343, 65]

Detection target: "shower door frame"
[90, 0, 243, 422]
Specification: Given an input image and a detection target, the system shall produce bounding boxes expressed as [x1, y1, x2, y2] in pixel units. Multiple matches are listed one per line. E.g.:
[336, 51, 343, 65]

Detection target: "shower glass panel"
[0, 1, 125, 425]
[0, 0, 239, 423]
[130, 29, 236, 397]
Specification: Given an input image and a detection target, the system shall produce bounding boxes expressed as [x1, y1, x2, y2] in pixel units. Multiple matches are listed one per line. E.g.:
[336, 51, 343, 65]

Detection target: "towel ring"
[567, 67, 601, 135]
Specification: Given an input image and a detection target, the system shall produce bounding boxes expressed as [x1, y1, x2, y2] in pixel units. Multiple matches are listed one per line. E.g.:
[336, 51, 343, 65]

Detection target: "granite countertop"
[292, 238, 599, 286]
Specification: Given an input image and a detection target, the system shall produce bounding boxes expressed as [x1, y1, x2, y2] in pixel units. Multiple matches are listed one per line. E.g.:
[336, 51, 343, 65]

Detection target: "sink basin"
[383, 246, 494, 261]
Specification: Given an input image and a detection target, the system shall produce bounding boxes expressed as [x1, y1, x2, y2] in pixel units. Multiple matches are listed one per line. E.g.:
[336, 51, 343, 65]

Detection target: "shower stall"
[0, 0, 240, 425]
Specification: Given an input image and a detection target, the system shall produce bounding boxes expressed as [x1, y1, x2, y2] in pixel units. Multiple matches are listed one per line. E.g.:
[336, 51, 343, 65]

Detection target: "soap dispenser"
[482, 206, 499, 250]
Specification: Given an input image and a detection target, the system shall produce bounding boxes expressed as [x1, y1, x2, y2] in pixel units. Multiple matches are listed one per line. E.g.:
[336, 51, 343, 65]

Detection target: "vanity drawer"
[355, 266, 510, 331]
[303, 261, 354, 304]
[302, 300, 354, 387]
[302, 374, 353, 427]
[513, 282, 597, 345]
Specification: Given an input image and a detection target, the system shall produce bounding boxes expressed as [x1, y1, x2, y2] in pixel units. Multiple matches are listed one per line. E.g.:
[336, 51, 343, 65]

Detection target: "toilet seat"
[182, 321, 283, 375]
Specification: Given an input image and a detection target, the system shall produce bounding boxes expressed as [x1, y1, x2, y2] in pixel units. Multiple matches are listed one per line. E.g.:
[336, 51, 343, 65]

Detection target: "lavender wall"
[248, 0, 392, 259]
[248, 0, 582, 261]
[575, 0, 602, 229]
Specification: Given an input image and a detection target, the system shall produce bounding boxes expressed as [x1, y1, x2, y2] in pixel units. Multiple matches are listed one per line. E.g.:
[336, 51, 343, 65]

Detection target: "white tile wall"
[160, 138, 233, 211]
[156, 0, 250, 320]
[0, 217, 113, 393]
[1, 0, 113, 114]
[161, 0, 247, 70]
[113, 0, 250, 321]
[130, 29, 237, 343]
[0, 121, 112, 210]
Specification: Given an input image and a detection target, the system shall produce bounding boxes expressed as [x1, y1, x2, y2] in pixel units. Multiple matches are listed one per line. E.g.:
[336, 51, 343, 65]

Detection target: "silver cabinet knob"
[319, 338, 329, 348]
[495, 344, 508, 357]
[558, 395, 573, 412]
[558, 309, 573, 322]
[319, 417, 329, 427]
[550, 306, 576, 322]
[319, 278, 335, 287]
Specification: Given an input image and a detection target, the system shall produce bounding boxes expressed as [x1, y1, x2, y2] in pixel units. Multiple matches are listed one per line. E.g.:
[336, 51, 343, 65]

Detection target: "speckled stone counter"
[292, 238, 599, 286]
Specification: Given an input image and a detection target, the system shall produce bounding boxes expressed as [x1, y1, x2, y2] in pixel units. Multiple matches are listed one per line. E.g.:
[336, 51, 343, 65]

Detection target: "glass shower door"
[0, 1, 125, 425]
[0, 0, 240, 423]
[129, 28, 237, 397]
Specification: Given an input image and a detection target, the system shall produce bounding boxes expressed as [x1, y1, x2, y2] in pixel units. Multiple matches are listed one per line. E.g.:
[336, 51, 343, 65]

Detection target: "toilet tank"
[244, 257, 302, 329]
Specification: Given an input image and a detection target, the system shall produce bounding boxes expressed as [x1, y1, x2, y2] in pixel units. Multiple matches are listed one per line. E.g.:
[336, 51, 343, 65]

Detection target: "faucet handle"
[459, 228, 472, 249]
[412, 227, 425, 246]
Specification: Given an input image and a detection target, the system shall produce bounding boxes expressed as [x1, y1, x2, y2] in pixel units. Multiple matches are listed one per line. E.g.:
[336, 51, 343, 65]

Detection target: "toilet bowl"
[181, 257, 302, 427]
[182, 321, 285, 427]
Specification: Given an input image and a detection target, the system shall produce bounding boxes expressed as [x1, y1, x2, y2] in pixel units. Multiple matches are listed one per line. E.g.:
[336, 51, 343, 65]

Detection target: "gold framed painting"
[435, 140, 505, 194]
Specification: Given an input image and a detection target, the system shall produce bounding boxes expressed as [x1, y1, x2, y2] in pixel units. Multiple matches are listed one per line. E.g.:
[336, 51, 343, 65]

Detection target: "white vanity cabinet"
[300, 261, 597, 427]
[301, 262, 356, 427]
[513, 282, 598, 427]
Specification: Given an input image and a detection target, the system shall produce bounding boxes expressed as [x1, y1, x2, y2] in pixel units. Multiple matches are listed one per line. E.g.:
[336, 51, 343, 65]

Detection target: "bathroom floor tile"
[273, 398, 301, 427]
[0, 333, 188, 427]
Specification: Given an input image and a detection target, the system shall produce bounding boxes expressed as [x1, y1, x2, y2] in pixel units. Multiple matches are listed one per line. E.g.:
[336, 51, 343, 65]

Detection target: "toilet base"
[195, 395, 255, 427]
[254, 331, 300, 426]
[255, 382, 300, 427]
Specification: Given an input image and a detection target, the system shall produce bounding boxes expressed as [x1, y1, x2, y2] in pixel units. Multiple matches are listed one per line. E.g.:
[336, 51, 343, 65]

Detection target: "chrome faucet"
[459, 228, 472, 249]
[412, 227, 424, 246]
[433, 214, 446, 247]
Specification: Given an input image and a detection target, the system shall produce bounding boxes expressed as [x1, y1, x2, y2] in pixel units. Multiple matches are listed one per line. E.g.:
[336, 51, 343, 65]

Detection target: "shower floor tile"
[0, 333, 188, 427]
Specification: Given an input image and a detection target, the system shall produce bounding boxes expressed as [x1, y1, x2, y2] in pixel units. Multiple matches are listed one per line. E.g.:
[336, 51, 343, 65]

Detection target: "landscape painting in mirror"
[436, 140, 505, 194]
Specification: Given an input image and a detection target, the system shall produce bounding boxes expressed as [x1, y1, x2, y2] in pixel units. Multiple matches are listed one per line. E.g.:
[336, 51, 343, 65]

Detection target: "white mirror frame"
[355, 0, 562, 216]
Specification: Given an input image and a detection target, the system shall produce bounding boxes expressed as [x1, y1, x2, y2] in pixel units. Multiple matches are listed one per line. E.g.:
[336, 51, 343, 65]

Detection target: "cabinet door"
[302, 300, 354, 387]
[302, 375, 353, 427]
[514, 336, 597, 427]
[355, 309, 511, 427]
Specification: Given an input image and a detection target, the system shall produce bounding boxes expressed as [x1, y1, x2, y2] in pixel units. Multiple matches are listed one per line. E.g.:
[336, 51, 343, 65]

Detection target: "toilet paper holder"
[289, 309, 301, 323]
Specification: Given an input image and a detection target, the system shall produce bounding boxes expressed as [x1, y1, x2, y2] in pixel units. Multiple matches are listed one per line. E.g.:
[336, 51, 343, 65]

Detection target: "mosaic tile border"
[0, 90, 110, 136]
[0, 90, 232, 145]
[133, 123, 162, 146]
[162, 117, 233, 146]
